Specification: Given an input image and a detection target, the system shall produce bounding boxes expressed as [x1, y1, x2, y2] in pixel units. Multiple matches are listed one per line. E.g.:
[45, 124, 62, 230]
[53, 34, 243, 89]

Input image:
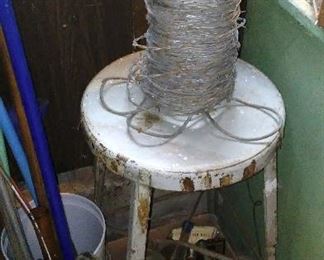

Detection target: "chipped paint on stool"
[81, 52, 286, 260]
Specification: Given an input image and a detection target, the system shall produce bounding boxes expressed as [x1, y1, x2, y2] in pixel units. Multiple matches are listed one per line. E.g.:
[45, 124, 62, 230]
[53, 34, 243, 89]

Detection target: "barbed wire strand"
[99, 0, 283, 143]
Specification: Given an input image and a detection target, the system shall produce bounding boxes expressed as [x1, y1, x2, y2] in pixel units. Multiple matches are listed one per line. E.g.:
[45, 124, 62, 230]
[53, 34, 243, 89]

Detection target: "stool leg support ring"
[127, 172, 152, 260]
[264, 155, 278, 260]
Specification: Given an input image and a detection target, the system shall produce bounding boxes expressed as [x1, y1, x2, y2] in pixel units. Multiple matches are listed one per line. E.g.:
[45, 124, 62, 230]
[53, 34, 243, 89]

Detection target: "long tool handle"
[0, 1, 75, 258]
[0, 26, 62, 259]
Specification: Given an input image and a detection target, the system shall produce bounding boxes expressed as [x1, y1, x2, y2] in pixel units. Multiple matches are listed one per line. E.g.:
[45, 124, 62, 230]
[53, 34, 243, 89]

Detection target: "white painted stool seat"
[82, 53, 285, 191]
[81, 52, 285, 260]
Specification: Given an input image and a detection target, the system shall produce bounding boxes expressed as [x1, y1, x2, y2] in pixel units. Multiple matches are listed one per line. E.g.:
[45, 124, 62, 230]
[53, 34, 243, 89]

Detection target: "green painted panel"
[217, 1, 324, 259]
[0, 130, 10, 175]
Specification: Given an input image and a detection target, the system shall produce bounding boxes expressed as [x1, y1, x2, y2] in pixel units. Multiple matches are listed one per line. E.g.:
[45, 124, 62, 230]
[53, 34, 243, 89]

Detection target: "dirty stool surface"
[82, 52, 285, 192]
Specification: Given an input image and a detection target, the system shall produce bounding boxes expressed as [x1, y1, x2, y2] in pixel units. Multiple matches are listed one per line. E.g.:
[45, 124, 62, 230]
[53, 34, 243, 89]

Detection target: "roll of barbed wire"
[99, 0, 283, 142]
[131, 0, 242, 116]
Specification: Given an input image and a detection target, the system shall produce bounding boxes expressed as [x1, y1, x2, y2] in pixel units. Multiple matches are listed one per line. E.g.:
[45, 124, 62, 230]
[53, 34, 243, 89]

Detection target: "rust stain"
[143, 112, 160, 125]
[243, 160, 257, 180]
[203, 173, 212, 189]
[136, 112, 161, 132]
[181, 177, 195, 192]
[137, 198, 150, 233]
[220, 175, 232, 187]
[109, 154, 128, 173]
[110, 161, 118, 172]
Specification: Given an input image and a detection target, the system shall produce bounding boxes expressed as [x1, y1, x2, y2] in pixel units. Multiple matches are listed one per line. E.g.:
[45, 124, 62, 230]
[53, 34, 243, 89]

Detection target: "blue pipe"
[0, 1, 75, 259]
[0, 98, 37, 202]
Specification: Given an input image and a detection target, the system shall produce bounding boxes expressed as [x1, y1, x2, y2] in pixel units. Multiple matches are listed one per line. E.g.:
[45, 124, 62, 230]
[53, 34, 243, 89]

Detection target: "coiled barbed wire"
[135, 0, 242, 116]
[99, 0, 283, 143]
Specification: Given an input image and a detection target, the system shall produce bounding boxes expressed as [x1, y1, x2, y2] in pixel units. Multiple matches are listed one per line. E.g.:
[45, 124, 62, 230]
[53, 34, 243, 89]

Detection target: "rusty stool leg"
[127, 172, 152, 260]
[264, 155, 278, 260]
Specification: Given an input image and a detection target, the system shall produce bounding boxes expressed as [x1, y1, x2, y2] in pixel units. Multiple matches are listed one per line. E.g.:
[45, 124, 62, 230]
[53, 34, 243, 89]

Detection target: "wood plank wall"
[2, 0, 142, 173]
[1, 0, 246, 174]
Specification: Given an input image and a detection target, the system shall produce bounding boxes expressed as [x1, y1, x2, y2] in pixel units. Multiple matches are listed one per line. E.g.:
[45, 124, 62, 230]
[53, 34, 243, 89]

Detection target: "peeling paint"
[99, 142, 108, 152]
[265, 178, 277, 196]
[116, 153, 128, 164]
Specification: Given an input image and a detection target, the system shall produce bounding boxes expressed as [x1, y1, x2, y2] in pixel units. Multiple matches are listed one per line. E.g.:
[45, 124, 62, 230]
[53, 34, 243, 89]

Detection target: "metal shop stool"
[81, 52, 285, 260]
